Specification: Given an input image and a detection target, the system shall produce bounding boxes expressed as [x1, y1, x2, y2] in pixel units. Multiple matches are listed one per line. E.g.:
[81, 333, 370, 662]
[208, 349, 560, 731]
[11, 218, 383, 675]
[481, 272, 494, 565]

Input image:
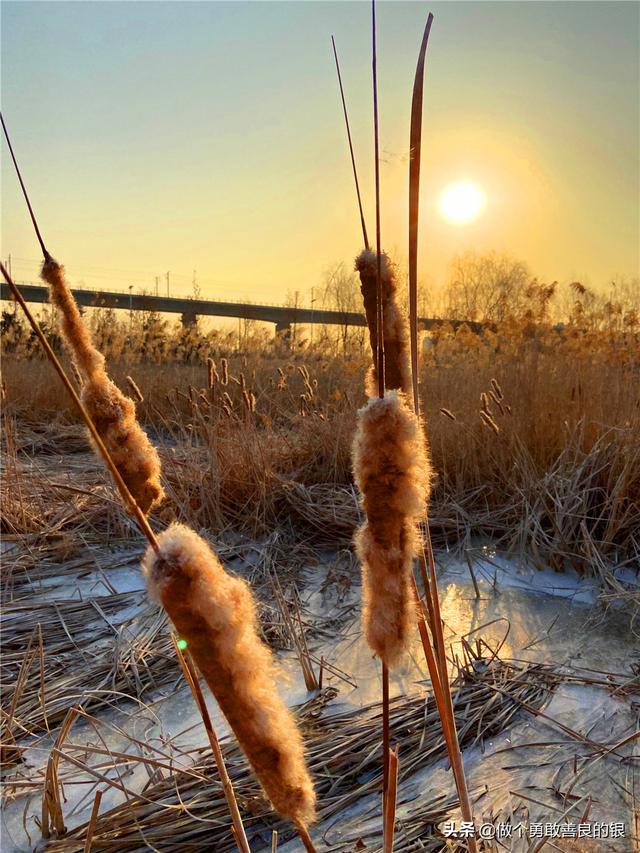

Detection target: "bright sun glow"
[438, 180, 487, 225]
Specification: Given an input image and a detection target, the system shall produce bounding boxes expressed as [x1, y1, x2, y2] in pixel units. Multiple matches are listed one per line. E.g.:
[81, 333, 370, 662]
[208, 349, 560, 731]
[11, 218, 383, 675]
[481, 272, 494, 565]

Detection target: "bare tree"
[321, 262, 361, 353]
[445, 251, 530, 323]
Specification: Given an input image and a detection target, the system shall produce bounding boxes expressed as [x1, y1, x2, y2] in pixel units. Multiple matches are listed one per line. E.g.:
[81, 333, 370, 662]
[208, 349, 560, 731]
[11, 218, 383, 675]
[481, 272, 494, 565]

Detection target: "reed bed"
[1, 597, 176, 767]
[0, 531, 322, 772]
[3, 342, 638, 607]
[39, 658, 559, 852]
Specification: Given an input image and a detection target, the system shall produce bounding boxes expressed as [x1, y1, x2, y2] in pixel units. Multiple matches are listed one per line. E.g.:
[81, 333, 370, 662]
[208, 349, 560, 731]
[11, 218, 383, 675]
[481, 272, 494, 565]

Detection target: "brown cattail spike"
[41, 257, 164, 513]
[355, 250, 411, 397]
[142, 524, 316, 827]
[207, 358, 219, 389]
[353, 391, 431, 666]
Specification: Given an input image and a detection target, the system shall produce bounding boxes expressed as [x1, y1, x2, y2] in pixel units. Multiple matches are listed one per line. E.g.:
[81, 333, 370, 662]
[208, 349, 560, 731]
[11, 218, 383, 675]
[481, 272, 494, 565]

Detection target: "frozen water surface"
[1, 546, 637, 852]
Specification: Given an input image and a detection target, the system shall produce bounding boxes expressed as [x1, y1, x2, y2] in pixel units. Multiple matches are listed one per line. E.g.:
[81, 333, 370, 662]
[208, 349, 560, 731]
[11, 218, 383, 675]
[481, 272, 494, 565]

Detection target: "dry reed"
[142, 522, 316, 828]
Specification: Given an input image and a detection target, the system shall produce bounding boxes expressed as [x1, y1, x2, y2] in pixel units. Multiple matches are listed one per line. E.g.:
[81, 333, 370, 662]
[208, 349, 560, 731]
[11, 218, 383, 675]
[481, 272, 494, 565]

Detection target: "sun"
[438, 180, 486, 225]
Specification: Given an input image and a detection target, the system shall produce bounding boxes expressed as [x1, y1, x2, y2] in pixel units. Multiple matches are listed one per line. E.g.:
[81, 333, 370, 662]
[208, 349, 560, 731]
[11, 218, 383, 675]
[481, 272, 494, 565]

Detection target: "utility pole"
[166, 271, 170, 298]
[310, 286, 315, 348]
[155, 276, 159, 297]
[128, 285, 133, 332]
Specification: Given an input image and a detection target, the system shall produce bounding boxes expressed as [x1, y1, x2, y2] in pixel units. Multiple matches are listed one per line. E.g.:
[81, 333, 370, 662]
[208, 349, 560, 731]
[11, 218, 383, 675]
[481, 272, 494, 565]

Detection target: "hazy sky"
[2, 1, 638, 305]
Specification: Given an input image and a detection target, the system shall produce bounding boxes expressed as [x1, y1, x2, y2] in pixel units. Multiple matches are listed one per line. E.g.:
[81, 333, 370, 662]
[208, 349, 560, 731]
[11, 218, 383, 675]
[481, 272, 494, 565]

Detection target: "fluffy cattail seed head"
[142, 523, 316, 827]
[41, 258, 164, 514]
[355, 250, 412, 397]
[81, 374, 165, 513]
[353, 392, 431, 666]
[41, 258, 105, 379]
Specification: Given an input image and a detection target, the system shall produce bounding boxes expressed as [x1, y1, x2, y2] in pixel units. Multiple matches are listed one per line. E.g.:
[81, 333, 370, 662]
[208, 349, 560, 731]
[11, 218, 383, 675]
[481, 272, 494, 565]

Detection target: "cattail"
[490, 378, 504, 401]
[142, 523, 316, 827]
[239, 372, 247, 392]
[355, 250, 411, 396]
[480, 410, 500, 434]
[126, 375, 144, 403]
[480, 392, 490, 415]
[221, 358, 229, 386]
[207, 358, 219, 389]
[242, 389, 254, 413]
[439, 407, 456, 421]
[352, 392, 430, 666]
[41, 258, 164, 513]
[488, 390, 504, 415]
[222, 391, 233, 411]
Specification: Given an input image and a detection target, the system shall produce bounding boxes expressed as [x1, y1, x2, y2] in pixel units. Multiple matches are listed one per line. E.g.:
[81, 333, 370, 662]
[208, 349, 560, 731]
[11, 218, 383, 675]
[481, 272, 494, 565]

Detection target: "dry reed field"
[1, 2, 639, 852]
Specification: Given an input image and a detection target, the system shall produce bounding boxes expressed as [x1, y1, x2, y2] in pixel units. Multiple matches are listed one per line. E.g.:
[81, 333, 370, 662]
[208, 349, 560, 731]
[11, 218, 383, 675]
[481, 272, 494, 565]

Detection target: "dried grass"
[41, 658, 559, 852]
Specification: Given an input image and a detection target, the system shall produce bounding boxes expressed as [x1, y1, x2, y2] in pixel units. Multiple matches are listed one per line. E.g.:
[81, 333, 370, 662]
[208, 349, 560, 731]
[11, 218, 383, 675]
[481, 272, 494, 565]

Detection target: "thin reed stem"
[382, 662, 390, 801]
[331, 36, 370, 251]
[171, 636, 251, 853]
[0, 111, 49, 259]
[83, 790, 103, 853]
[419, 547, 477, 849]
[0, 263, 159, 555]
[371, 0, 385, 399]
[383, 747, 399, 853]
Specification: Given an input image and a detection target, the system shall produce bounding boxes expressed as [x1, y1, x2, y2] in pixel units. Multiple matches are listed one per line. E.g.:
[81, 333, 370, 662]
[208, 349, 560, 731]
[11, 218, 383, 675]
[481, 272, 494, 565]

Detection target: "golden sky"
[2, 2, 638, 307]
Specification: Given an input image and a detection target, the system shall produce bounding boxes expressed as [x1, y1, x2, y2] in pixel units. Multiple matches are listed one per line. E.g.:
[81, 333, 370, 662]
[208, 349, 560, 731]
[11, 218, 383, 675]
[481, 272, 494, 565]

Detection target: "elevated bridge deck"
[1, 282, 483, 335]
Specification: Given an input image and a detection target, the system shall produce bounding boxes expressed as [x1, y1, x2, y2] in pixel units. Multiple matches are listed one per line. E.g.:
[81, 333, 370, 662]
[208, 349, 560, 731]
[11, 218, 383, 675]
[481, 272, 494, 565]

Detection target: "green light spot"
[177, 638, 188, 650]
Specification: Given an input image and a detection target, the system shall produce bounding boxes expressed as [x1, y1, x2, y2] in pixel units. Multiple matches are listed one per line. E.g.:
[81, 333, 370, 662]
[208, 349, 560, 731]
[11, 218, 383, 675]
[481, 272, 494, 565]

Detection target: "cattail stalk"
[405, 10, 477, 844]
[142, 523, 316, 830]
[41, 257, 164, 513]
[126, 375, 144, 403]
[171, 637, 251, 853]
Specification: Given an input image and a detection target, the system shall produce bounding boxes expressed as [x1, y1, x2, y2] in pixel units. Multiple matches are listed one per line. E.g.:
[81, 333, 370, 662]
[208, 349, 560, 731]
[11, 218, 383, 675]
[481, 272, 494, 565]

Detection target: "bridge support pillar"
[181, 310, 198, 328]
[275, 320, 292, 342]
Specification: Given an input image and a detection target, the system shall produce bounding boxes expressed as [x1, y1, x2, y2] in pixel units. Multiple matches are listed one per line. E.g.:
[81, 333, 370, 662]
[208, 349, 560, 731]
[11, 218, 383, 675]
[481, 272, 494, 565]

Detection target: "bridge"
[1, 282, 483, 336]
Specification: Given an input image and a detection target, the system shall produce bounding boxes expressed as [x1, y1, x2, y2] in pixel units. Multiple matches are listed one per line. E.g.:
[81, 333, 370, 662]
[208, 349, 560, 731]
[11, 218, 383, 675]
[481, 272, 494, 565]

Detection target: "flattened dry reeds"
[142, 523, 316, 829]
[1, 592, 177, 763]
[352, 392, 430, 666]
[41, 658, 560, 852]
[40, 258, 164, 514]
